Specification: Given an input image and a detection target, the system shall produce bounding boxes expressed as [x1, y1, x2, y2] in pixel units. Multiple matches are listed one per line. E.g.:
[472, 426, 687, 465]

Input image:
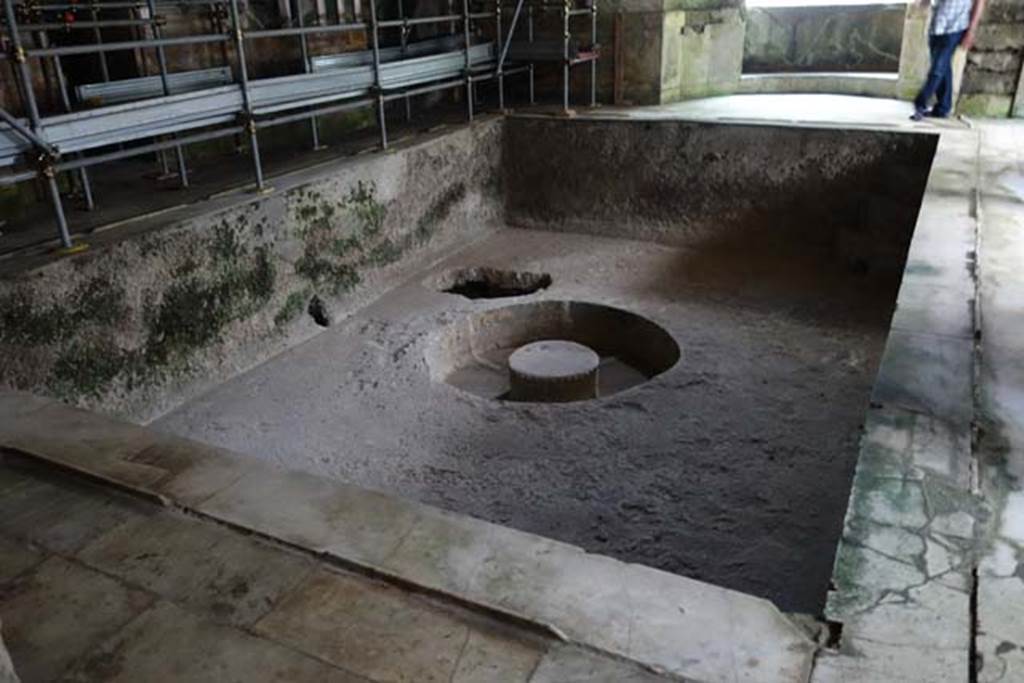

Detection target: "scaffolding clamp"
[243, 116, 258, 136]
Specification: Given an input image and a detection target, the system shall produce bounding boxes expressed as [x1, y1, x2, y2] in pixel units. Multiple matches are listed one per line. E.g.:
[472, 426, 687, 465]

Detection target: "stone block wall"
[959, 0, 1024, 117]
[598, 0, 745, 105]
[663, 6, 745, 100]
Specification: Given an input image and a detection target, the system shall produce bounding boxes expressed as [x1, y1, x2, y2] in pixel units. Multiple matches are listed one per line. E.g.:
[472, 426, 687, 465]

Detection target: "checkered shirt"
[930, 0, 973, 36]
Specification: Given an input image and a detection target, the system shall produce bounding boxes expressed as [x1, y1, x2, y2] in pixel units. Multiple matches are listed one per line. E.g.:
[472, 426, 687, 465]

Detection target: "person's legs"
[914, 35, 945, 113]
[913, 32, 963, 117]
[933, 31, 966, 116]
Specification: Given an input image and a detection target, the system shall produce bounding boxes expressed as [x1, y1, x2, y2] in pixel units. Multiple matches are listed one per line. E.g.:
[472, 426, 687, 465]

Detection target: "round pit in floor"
[426, 300, 680, 401]
[432, 267, 552, 300]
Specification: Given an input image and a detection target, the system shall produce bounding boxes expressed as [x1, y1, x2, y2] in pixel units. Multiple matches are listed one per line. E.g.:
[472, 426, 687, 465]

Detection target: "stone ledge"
[0, 391, 815, 683]
[815, 121, 984, 682]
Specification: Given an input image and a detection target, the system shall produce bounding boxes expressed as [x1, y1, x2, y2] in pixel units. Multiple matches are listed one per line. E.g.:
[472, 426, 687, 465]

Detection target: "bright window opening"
[742, 0, 907, 75]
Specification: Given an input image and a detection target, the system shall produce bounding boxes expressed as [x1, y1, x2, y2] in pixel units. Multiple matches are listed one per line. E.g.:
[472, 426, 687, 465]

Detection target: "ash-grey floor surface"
[155, 228, 902, 614]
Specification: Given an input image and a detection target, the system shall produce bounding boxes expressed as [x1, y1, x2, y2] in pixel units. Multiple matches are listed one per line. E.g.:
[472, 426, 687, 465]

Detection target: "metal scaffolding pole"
[293, 0, 323, 149]
[0, 107, 52, 151]
[15, 0, 214, 10]
[527, 4, 533, 104]
[24, 33, 230, 57]
[561, 0, 569, 111]
[145, 0, 189, 186]
[495, 0, 502, 109]
[589, 0, 596, 106]
[13, 17, 158, 30]
[377, 14, 462, 27]
[246, 21, 365, 38]
[367, 0, 387, 149]
[396, 0, 410, 121]
[36, 30, 95, 210]
[461, 0, 472, 121]
[3, 0, 73, 249]
[496, 0, 523, 110]
[89, 3, 112, 82]
[228, 0, 266, 189]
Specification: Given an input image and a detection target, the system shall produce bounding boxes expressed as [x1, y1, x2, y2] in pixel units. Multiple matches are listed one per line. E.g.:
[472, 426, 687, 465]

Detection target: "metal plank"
[0, 44, 494, 167]
[311, 35, 463, 72]
[75, 67, 234, 105]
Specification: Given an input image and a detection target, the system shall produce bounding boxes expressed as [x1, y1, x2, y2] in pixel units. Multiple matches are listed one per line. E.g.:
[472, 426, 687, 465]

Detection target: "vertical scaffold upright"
[0, 0, 591, 253]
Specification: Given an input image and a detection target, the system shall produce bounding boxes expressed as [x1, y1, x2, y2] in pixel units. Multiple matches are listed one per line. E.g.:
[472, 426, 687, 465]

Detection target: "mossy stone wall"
[0, 119, 503, 421]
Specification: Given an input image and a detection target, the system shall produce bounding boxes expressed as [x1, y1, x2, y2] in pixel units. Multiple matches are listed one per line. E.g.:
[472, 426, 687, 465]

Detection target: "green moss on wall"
[274, 288, 311, 327]
[3, 217, 280, 401]
[0, 276, 128, 346]
[143, 243, 276, 370]
[52, 340, 131, 400]
[5, 164, 472, 407]
[347, 180, 386, 236]
[289, 180, 390, 294]
[295, 248, 362, 294]
[957, 94, 1013, 119]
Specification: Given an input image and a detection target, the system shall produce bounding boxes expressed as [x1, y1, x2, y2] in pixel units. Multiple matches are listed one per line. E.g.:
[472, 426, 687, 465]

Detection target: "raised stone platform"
[508, 340, 601, 402]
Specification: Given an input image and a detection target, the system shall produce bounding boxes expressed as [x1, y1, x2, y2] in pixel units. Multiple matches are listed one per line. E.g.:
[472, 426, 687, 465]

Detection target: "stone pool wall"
[503, 115, 937, 273]
[0, 119, 503, 422]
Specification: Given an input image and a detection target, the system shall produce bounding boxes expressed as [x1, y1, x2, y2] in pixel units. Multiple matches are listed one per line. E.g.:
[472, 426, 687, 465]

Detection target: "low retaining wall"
[503, 115, 937, 272]
[0, 119, 503, 421]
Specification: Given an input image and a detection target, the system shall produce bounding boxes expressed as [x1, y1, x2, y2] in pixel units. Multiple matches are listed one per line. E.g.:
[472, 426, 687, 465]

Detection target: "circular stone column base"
[508, 340, 600, 402]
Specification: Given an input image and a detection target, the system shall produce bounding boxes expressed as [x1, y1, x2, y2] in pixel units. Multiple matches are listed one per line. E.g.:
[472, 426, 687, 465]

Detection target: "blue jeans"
[914, 31, 965, 116]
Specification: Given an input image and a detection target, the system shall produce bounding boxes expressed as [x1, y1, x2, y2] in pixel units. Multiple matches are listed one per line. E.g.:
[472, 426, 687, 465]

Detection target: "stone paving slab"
[77, 511, 315, 627]
[974, 122, 1024, 683]
[0, 458, 688, 683]
[0, 537, 42, 586]
[0, 392, 815, 683]
[0, 556, 154, 682]
[889, 280, 975, 340]
[531, 644, 681, 683]
[0, 457, 152, 556]
[0, 402, 162, 489]
[63, 601, 369, 683]
[255, 567, 545, 683]
[870, 330, 974, 429]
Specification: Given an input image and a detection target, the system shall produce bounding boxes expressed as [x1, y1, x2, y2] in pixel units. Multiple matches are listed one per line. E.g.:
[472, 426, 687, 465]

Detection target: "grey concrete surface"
[155, 226, 903, 614]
